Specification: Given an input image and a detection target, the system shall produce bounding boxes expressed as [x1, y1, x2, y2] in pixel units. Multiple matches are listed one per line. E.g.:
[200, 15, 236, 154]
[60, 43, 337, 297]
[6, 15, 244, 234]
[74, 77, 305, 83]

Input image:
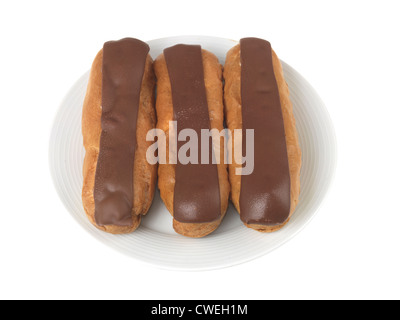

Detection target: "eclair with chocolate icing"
[82, 38, 157, 234]
[154, 44, 230, 238]
[224, 38, 302, 232]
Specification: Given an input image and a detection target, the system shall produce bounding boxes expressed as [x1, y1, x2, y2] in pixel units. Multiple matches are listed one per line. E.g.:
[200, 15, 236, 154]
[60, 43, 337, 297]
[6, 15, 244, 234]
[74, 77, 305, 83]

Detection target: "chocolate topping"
[164, 44, 221, 223]
[94, 38, 149, 226]
[239, 38, 291, 226]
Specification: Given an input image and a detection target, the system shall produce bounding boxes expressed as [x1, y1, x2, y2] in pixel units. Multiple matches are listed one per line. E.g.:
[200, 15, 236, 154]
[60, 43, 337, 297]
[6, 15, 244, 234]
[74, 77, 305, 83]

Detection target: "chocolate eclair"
[82, 38, 157, 234]
[154, 44, 230, 238]
[224, 38, 302, 232]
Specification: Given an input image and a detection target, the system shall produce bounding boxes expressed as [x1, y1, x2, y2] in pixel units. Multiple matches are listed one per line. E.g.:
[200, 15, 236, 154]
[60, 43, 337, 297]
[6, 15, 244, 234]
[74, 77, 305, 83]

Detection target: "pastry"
[224, 38, 302, 232]
[82, 38, 157, 234]
[154, 44, 230, 237]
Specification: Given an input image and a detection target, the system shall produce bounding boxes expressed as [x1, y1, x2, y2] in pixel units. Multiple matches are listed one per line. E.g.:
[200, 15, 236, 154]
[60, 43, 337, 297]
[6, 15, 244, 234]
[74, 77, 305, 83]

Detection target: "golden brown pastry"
[224, 38, 301, 232]
[154, 44, 230, 238]
[82, 38, 157, 234]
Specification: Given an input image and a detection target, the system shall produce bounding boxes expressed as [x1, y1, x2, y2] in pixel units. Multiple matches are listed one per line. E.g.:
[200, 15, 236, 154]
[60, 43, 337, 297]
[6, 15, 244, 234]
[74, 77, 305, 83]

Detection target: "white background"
[0, 0, 399, 300]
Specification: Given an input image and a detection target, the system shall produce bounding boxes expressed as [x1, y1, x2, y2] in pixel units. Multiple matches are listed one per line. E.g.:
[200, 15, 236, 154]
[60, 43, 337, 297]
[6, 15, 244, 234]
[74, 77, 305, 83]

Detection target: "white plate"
[49, 36, 337, 271]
